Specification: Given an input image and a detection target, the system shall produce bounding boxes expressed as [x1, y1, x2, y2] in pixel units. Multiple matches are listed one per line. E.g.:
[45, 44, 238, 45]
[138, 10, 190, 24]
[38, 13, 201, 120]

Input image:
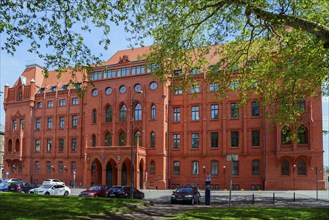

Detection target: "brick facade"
[3, 47, 325, 190]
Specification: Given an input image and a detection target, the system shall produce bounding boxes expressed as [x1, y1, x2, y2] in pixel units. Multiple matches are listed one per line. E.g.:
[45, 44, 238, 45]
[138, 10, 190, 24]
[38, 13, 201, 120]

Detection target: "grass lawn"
[169, 207, 329, 220]
[0, 192, 140, 219]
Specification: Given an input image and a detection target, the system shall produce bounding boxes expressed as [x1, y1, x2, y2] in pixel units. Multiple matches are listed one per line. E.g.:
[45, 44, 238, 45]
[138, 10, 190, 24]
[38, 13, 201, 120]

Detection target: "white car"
[29, 184, 70, 196]
[42, 179, 65, 186]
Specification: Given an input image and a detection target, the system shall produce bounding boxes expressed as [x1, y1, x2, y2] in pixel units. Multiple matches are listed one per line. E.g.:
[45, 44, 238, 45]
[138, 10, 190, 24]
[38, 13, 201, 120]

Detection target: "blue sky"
[0, 25, 328, 167]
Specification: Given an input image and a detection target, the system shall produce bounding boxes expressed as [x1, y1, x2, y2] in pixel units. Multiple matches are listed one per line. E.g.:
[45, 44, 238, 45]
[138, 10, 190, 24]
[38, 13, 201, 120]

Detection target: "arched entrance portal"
[121, 163, 127, 186]
[139, 162, 144, 189]
[106, 160, 118, 187]
[90, 159, 102, 186]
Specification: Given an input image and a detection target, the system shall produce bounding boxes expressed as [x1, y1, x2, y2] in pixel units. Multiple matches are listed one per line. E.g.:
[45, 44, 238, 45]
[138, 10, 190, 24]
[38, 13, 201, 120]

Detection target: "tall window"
[59, 161, 64, 174]
[134, 131, 142, 146]
[190, 84, 200, 93]
[72, 115, 78, 128]
[134, 103, 142, 121]
[72, 97, 79, 105]
[150, 132, 155, 148]
[281, 127, 291, 144]
[132, 65, 145, 75]
[297, 159, 306, 175]
[71, 138, 77, 152]
[211, 132, 218, 148]
[173, 134, 180, 149]
[46, 139, 52, 152]
[36, 118, 41, 130]
[12, 119, 17, 130]
[117, 67, 130, 77]
[47, 117, 53, 130]
[232, 161, 239, 176]
[151, 104, 156, 120]
[211, 160, 219, 176]
[230, 103, 239, 118]
[252, 130, 260, 146]
[120, 105, 127, 122]
[252, 160, 260, 176]
[35, 161, 40, 174]
[191, 133, 199, 148]
[298, 126, 308, 144]
[47, 101, 53, 108]
[192, 161, 199, 175]
[92, 134, 96, 147]
[104, 106, 112, 122]
[296, 98, 305, 112]
[281, 159, 290, 176]
[191, 106, 200, 121]
[59, 99, 66, 106]
[47, 161, 51, 174]
[104, 69, 116, 78]
[173, 107, 181, 122]
[150, 161, 155, 175]
[71, 162, 77, 174]
[92, 109, 97, 123]
[173, 161, 180, 175]
[105, 132, 112, 146]
[59, 139, 64, 152]
[59, 116, 65, 129]
[210, 104, 219, 119]
[209, 83, 219, 92]
[20, 119, 24, 129]
[119, 132, 126, 146]
[35, 139, 40, 152]
[251, 101, 260, 117]
[37, 102, 43, 109]
[231, 131, 239, 147]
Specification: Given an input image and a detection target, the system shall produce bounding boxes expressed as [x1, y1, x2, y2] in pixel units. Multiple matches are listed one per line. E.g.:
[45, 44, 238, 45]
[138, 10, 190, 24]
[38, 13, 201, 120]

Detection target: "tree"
[1, 0, 328, 133]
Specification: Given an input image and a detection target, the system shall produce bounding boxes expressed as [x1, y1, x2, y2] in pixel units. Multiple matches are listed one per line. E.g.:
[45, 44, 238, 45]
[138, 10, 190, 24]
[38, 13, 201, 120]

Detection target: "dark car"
[8, 182, 38, 193]
[171, 187, 201, 204]
[106, 186, 144, 199]
[79, 185, 108, 197]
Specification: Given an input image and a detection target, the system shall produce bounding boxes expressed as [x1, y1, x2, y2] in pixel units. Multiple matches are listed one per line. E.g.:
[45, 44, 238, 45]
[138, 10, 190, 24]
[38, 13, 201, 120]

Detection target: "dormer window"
[74, 83, 82, 89]
[38, 88, 45, 94]
[50, 86, 57, 92]
[62, 85, 68, 90]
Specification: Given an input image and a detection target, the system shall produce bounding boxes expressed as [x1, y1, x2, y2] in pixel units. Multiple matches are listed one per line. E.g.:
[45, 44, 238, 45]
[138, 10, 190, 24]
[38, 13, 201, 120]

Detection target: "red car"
[79, 185, 108, 197]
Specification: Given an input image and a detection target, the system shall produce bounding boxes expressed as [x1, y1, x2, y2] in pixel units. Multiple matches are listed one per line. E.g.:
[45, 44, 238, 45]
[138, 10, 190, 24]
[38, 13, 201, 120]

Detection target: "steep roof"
[103, 46, 151, 65]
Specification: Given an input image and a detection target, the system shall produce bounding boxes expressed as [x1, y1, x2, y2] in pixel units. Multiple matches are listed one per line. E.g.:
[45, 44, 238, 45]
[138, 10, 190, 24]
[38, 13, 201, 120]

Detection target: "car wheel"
[64, 191, 69, 196]
[191, 197, 194, 205]
[45, 192, 50, 195]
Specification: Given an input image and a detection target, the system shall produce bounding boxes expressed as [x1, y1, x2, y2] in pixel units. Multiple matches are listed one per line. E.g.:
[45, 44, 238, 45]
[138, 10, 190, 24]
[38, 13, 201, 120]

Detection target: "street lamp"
[131, 90, 143, 199]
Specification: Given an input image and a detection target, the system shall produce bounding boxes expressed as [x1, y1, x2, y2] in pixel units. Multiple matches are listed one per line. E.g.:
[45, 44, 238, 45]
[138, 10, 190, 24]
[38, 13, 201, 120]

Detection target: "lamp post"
[223, 166, 226, 190]
[293, 164, 296, 201]
[315, 166, 318, 201]
[131, 90, 143, 199]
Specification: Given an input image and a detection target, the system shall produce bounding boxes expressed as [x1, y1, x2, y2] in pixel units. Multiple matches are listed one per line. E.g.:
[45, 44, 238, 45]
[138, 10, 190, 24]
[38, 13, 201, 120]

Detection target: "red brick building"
[3, 46, 325, 190]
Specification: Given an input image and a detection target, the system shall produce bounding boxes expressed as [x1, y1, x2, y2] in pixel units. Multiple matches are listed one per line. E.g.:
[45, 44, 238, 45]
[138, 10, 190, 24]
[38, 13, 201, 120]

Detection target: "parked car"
[42, 179, 65, 186]
[79, 185, 108, 197]
[8, 181, 38, 193]
[170, 187, 201, 204]
[29, 184, 70, 196]
[106, 186, 144, 199]
[0, 182, 10, 192]
[7, 178, 20, 183]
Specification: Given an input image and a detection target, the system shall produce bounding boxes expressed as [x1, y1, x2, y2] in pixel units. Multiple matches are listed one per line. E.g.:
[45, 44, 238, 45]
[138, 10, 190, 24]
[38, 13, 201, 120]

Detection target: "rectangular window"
[47, 161, 51, 174]
[209, 83, 219, 92]
[211, 161, 219, 176]
[296, 98, 305, 112]
[231, 131, 239, 147]
[230, 80, 240, 90]
[71, 98, 79, 105]
[37, 102, 43, 109]
[251, 101, 260, 117]
[71, 138, 77, 152]
[59, 116, 65, 129]
[47, 117, 53, 130]
[173, 161, 180, 175]
[104, 69, 116, 78]
[46, 139, 52, 152]
[252, 130, 260, 146]
[132, 65, 145, 75]
[190, 84, 200, 93]
[232, 161, 239, 176]
[211, 132, 219, 148]
[71, 161, 77, 174]
[35, 161, 40, 174]
[59, 139, 64, 152]
[174, 87, 183, 95]
[190, 68, 200, 75]
[59, 99, 66, 107]
[230, 103, 239, 118]
[192, 161, 199, 175]
[173, 134, 180, 149]
[59, 161, 64, 174]
[192, 133, 199, 148]
[252, 160, 260, 176]
[173, 107, 181, 122]
[20, 119, 24, 129]
[47, 101, 53, 108]
[147, 63, 159, 73]
[191, 106, 200, 121]
[35, 139, 40, 152]
[90, 72, 102, 80]
[210, 104, 219, 119]
[117, 67, 130, 77]
[72, 115, 78, 128]
[36, 118, 41, 130]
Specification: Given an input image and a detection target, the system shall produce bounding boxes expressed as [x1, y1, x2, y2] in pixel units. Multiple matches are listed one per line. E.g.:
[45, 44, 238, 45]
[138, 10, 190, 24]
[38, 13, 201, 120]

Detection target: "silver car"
[29, 184, 70, 196]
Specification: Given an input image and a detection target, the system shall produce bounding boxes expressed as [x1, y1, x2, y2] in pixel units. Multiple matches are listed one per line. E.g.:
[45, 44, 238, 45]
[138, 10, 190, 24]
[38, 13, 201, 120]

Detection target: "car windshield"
[39, 185, 53, 189]
[88, 186, 100, 190]
[110, 187, 122, 192]
[176, 188, 193, 193]
[0, 182, 9, 187]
